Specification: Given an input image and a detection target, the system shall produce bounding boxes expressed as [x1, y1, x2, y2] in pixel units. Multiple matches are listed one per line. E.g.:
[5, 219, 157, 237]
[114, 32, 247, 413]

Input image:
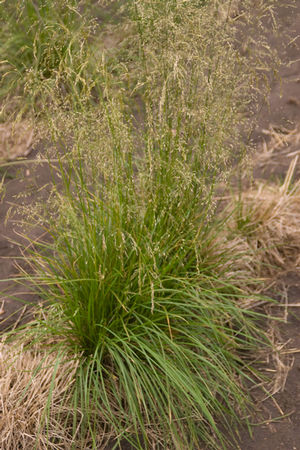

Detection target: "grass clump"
[14, 121, 264, 448]
[0, 0, 96, 120]
[1, 0, 280, 449]
[14, 105, 266, 448]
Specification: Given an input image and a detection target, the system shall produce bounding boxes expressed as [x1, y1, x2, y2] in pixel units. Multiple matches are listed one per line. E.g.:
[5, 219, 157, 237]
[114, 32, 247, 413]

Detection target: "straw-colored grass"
[229, 155, 300, 275]
[259, 124, 300, 162]
[0, 338, 78, 449]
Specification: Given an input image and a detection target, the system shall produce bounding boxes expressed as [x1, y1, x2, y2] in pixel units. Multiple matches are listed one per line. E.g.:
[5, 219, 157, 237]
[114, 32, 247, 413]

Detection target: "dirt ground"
[236, 272, 300, 449]
[237, 1, 300, 449]
[1, 1, 300, 449]
[0, 147, 53, 330]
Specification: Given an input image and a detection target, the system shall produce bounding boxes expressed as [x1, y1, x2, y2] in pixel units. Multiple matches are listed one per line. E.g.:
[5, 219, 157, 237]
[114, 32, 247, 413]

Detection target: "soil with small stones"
[1, 2, 300, 449]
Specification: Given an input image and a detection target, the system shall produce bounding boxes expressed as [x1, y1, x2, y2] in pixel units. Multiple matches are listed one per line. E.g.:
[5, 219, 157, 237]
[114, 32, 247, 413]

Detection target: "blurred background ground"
[236, 1, 300, 449]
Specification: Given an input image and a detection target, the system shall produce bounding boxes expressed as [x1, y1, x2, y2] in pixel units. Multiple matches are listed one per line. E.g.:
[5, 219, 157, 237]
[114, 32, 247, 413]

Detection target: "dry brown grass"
[259, 124, 300, 162]
[0, 337, 79, 450]
[228, 155, 300, 276]
[0, 121, 33, 161]
[254, 124, 300, 181]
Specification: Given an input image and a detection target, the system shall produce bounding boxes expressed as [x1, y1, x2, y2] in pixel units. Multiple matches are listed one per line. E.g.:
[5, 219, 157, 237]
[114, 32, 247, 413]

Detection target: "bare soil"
[236, 1, 300, 449]
[0, 148, 53, 330]
[1, 2, 300, 449]
[236, 272, 300, 450]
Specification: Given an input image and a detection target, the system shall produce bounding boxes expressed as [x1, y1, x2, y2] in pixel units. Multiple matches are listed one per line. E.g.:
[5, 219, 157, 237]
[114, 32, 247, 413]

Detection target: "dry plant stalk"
[0, 121, 33, 161]
[258, 124, 300, 165]
[231, 156, 300, 275]
[0, 339, 78, 450]
[217, 0, 240, 21]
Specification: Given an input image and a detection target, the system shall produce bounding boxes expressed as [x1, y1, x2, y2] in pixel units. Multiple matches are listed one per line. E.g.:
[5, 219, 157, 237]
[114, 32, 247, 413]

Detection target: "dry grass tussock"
[0, 334, 116, 450]
[0, 330, 165, 450]
[222, 148, 300, 405]
[229, 155, 300, 277]
[259, 124, 300, 163]
[0, 338, 79, 450]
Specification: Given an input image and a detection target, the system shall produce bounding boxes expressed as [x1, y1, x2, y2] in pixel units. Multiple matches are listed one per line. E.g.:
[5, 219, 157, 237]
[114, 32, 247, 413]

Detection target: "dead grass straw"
[229, 156, 300, 276]
[0, 338, 79, 450]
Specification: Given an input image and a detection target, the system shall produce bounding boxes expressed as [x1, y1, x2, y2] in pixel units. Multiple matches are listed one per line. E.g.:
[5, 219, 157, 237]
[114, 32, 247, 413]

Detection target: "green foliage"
[2, 0, 279, 448]
[0, 0, 96, 117]
[20, 95, 267, 448]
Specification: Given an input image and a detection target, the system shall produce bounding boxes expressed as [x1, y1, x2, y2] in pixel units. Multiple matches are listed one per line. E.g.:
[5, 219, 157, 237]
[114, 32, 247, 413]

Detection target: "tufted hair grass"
[1, 0, 280, 448]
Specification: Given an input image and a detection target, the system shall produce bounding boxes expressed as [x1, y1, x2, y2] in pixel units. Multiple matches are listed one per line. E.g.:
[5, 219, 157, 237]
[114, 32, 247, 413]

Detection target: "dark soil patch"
[0, 147, 53, 331]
